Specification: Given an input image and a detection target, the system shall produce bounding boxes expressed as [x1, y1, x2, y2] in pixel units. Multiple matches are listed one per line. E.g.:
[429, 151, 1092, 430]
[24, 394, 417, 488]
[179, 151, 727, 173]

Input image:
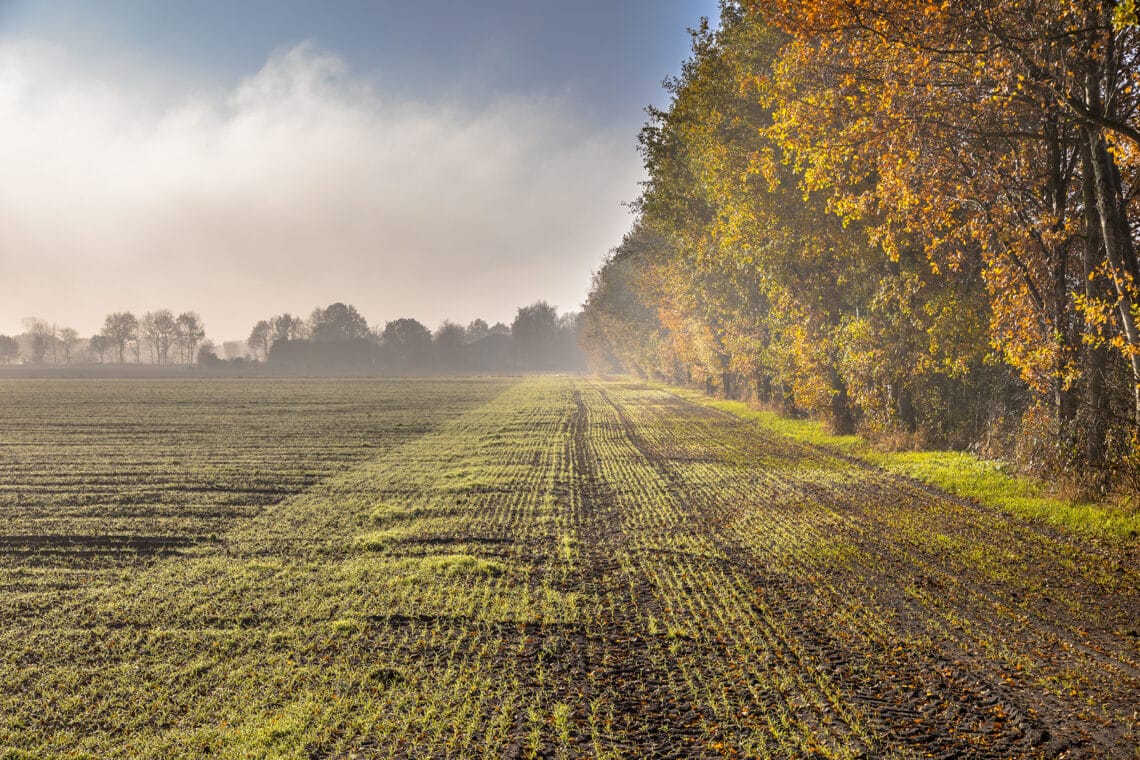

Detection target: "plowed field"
[1, 377, 1137, 758]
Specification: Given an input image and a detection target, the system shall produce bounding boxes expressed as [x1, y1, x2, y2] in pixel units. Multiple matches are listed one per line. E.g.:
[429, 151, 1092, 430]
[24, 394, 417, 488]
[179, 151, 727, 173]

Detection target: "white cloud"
[0, 41, 641, 338]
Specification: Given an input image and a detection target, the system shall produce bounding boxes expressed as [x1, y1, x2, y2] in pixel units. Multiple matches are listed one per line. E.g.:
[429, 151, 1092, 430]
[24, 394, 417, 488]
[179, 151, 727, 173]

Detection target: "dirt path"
[561, 381, 1140, 757]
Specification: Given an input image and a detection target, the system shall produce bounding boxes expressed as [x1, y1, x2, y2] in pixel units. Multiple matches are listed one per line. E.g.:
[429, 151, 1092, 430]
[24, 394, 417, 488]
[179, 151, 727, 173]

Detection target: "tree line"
[239, 301, 582, 372]
[0, 312, 205, 367]
[581, 2, 1140, 492]
[1, 301, 584, 373]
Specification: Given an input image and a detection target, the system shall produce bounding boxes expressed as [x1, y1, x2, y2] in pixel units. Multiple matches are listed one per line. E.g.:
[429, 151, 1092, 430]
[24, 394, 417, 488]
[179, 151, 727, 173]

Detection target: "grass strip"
[663, 386, 1140, 541]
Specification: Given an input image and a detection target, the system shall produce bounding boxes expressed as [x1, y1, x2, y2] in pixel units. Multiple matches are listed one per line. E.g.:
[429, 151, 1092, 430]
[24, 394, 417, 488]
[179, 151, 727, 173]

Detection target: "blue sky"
[0, 1, 720, 339]
[3, 1, 715, 114]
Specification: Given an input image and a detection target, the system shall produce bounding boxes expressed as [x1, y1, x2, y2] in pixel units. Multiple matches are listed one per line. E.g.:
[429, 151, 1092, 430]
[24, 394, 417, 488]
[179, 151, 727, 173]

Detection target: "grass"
[673, 389, 1140, 541]
[369, 502, 426, 523]
[391, 553, 506, 577]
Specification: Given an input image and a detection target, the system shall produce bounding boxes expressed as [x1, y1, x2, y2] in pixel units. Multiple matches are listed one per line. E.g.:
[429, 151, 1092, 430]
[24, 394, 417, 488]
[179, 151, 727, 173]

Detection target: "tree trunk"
[1046, 121, 1077, 443]
[1080, 136, 1111, 469]
[897, 382, 917, 434]
[754, 371, 772, 404]
[828, 364, 855, 435]
[779, 382, 796, 416]
[721, 372, 733, 400]
[1085, 124, 1140, 422]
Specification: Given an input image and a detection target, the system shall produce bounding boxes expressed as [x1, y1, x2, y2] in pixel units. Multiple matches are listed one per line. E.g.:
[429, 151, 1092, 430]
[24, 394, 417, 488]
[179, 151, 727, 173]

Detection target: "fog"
[0, 41, 643, 339]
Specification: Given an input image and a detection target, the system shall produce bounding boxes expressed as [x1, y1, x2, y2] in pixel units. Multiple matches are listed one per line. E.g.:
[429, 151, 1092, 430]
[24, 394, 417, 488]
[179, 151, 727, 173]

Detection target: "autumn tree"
[751, 0, 1139, 471]
[581, 224, 673, 377]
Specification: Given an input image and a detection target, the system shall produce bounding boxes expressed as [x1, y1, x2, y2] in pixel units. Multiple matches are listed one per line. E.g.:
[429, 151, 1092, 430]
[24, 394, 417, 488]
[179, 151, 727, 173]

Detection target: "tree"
[247, 320, 272, 361]
[0, 335, 18, 365]
[511, 302, 562, 370]
[22, 318, 54, 364]
[581, 225, 673, 378]
[380, 318, 432, 369]
[57, 327, 79, 364]
[87, 334, 110, 364]
[101, 312, 138, 365]
[271, 313, 306, 342]
[434, 321, 468, 370]
[754, 0, 1139, 466]
[197, 341, 223, 367]
[174, 312, 205, 365]
[309, 302, 370, 342]
[465, 318, 491, 343]
[141, 310, 178, 365]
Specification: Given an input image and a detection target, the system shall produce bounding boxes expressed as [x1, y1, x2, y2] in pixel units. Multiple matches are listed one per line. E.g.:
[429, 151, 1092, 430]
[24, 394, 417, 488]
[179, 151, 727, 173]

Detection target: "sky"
[0, 0, 719, 341]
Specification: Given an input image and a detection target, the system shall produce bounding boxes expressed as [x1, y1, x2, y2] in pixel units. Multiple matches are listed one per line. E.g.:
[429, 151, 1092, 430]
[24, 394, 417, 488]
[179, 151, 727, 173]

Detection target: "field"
[1, 377, 1138, 758]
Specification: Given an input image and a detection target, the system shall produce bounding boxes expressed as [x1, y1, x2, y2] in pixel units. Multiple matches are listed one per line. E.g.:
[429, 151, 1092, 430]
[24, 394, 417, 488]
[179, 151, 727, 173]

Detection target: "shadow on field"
[0, 534, 210, 561]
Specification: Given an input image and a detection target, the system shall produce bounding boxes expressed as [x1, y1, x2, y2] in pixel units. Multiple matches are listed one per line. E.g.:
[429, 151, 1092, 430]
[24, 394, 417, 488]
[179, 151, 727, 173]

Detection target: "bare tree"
[87, 334, 110, 363]
[141, 310, 178, 365]
[272, 313, 306, 342]
[175, 312, 205, 365]
[21, 318, 54, 364]
[57, 327, 79, 364]
[101, 312, 138, 364]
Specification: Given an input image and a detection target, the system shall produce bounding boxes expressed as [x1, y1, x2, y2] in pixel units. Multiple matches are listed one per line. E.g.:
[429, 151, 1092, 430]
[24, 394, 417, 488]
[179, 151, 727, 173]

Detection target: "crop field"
[1, 377, 1138, 758]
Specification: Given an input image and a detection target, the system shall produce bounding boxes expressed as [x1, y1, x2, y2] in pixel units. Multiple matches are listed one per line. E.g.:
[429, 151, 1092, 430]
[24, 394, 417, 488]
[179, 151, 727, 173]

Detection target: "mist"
[0, 40, 643, 339]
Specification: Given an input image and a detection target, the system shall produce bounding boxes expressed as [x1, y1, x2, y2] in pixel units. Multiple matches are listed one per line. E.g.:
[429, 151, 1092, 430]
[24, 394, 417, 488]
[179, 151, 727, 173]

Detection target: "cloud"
[0, 41, 641, 337]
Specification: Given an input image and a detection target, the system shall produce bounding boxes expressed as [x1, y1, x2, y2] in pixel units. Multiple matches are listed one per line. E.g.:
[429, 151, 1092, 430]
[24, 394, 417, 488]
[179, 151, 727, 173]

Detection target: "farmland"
[1, 377, 1138, 758]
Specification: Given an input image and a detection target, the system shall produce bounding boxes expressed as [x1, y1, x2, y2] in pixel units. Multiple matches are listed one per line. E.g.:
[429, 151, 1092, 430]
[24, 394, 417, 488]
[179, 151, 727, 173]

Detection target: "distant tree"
[466, 318, 490, 343]
[141, 310, 178, 365]
[101, 312, 138, 364]
[556, 312, 586, 370]
[489, 322, 511, 336]
[21, 318, 53, 364]
[87, 334, 110, 364]
[247, 320, 272, 361]
[57, 327, 79, 364]
[271, 313, 306, 342]
[0, 335, 18, 365]
[511, 302, 561, 370]
[434, 320, 468, 370]
[175, 312, 205, 365]
[197, 341, 223, 367]
[381, 318, 433, 368]
[310, 302, 370, 342]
